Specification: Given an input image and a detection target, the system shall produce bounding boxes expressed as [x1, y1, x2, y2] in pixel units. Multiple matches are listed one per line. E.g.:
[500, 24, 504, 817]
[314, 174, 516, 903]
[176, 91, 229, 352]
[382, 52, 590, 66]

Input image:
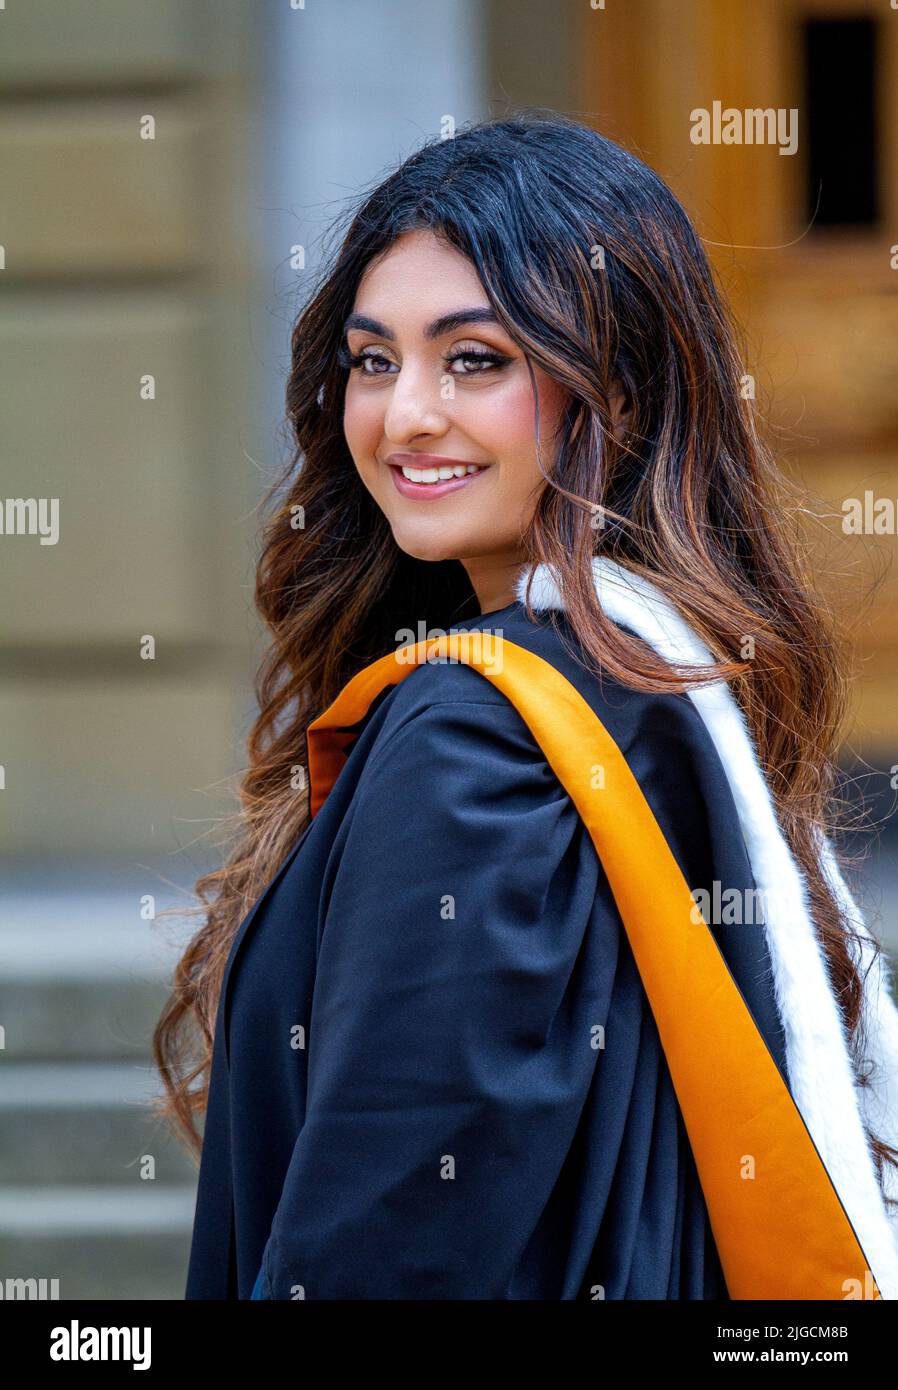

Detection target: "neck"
[462, 556, 527, 616]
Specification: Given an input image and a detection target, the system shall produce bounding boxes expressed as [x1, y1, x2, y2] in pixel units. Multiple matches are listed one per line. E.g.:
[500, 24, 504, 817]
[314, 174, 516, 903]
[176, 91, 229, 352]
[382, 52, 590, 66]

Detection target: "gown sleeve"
[253, 686, 638, 1299]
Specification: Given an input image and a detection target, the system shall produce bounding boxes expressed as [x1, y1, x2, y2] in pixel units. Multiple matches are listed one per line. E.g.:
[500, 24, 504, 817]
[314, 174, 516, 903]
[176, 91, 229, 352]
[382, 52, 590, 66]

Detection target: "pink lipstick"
[386, 453, 490, 501]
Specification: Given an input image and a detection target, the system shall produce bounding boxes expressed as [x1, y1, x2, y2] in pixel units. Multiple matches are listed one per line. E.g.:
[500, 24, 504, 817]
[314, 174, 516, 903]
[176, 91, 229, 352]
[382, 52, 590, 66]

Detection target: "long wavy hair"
[152, 111, 898, 1198]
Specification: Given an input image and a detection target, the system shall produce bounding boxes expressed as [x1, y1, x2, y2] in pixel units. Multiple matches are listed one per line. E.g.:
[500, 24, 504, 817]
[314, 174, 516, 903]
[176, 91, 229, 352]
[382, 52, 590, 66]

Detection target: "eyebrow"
[342, 307, 502, 342]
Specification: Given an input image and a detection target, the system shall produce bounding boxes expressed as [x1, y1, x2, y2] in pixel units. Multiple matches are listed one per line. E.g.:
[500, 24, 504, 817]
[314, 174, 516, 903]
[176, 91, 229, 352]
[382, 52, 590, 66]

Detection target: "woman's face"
[342, 228, 570, 609]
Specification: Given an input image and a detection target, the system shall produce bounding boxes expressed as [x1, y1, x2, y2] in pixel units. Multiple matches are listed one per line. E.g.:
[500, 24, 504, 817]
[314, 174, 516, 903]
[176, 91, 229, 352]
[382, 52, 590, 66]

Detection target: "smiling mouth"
[387, 460, 489, 500]
[397, 462, 484, 483]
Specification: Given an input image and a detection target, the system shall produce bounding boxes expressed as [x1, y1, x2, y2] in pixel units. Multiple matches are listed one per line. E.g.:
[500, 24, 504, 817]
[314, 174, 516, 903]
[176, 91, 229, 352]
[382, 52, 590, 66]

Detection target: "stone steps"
[0, 1063, 197, 1186]
[0, 879, 202, 1300]
[0, 1187, 197, 1301]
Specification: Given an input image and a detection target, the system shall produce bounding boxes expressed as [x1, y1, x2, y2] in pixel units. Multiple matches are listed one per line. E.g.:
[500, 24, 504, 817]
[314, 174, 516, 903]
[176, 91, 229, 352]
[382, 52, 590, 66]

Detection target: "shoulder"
[333, 610, 759, 967]
[356, 608, 724, 812]
[358, 666, 561, 813]
[367, 606, 713, 749]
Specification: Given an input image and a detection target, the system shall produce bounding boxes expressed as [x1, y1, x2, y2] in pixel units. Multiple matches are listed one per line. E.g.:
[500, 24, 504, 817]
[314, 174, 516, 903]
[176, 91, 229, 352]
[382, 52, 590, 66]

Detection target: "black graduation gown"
[184, 598, 788, 1300]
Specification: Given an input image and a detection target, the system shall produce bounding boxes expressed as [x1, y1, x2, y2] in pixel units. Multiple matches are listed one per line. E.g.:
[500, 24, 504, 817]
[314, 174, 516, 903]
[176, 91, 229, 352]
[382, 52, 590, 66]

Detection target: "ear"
[609, 382, 633, 443]
[568, 383, 633, 446]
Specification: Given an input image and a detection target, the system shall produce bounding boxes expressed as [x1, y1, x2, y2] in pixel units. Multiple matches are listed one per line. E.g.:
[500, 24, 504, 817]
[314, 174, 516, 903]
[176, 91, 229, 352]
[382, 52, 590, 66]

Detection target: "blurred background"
[1, 0, 897, 1299]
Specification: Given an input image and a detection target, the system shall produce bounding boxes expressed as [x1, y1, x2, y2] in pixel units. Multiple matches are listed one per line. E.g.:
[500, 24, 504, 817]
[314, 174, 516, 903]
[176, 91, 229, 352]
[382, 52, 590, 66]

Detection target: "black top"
[185, 599, 787, 1299]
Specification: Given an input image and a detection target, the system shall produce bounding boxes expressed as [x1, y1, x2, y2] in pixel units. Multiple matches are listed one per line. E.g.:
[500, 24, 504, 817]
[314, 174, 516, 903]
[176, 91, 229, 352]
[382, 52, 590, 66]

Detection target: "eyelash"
[337, 345, 510, 376]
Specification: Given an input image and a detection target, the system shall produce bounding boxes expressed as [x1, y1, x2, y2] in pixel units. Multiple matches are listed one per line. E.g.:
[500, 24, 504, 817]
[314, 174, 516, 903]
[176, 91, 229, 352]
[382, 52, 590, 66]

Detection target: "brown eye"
[337, 344, 397, 374]
[443, 349, 510, 375]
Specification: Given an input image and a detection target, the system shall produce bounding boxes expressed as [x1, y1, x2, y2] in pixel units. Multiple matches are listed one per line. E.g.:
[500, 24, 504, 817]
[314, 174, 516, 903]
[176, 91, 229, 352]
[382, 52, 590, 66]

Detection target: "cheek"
[481, 376, 565, 476]
[476, 380, 540, 455]
[343, 383, 381, 457]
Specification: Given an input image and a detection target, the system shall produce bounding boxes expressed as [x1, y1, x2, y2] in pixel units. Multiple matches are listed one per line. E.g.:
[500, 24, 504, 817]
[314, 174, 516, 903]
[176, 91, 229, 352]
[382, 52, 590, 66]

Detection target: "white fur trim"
[516, 556, 898, 1298]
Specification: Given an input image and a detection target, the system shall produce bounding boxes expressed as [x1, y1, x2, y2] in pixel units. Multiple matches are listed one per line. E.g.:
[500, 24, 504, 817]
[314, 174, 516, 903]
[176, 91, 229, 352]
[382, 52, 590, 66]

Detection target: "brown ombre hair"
[152, 111, 897, 1198]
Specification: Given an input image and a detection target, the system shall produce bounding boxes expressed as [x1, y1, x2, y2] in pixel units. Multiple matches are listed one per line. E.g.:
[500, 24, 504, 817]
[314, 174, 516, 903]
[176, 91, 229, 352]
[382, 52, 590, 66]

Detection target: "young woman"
[155, 112, 898, 1300]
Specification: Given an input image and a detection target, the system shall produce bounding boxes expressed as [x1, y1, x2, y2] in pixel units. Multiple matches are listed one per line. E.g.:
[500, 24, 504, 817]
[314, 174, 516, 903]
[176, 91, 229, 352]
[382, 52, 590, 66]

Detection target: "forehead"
[352, 229, 485, 309]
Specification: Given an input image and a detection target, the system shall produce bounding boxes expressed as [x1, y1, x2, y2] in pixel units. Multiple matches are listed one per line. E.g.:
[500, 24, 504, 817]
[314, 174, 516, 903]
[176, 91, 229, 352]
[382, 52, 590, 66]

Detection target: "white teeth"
[400, 463, 484, 483]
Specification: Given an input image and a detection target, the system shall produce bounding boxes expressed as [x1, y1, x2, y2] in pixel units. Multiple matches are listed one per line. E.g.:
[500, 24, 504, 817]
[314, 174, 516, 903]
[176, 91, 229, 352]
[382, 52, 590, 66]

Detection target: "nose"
[382, 359, 450, 444]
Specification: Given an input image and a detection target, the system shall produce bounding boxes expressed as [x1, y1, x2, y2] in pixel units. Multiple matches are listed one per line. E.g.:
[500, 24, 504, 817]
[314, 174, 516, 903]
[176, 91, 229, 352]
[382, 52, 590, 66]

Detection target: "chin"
[388, 522, 465, 564]
[391, 535, 457, 564]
